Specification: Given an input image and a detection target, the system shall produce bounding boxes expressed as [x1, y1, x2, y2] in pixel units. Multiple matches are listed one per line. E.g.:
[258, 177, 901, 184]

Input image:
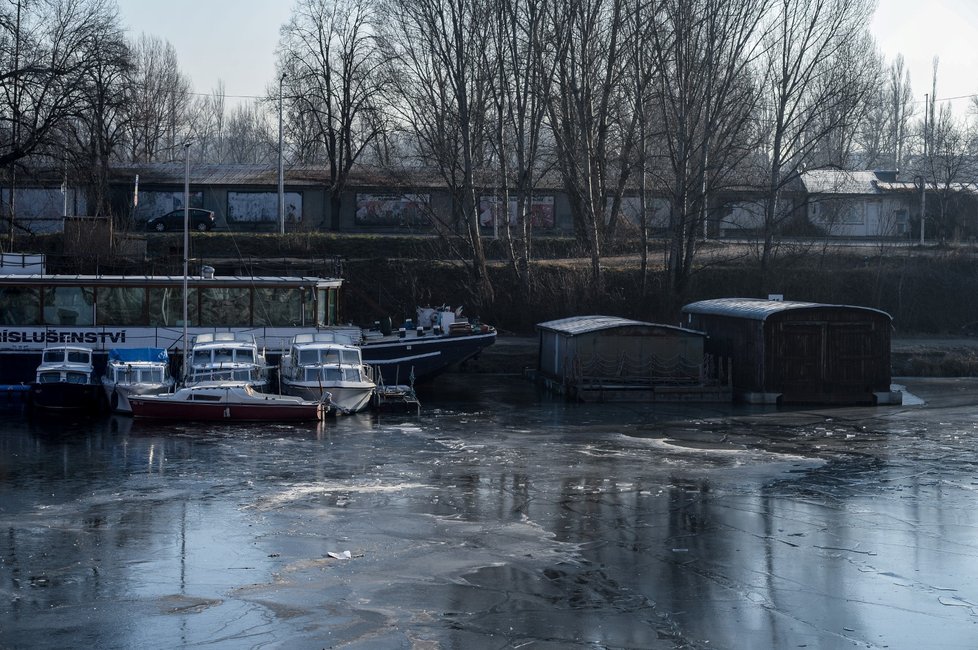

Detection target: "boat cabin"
[35, 345, 95, 384]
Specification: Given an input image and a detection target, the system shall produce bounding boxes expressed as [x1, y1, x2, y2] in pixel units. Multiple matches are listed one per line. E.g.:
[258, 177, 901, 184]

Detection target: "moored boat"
[127, 381, 328, 421]
[184, 332, 270, 391]
[28, 345, 101, 412]
[102, 347, 175, 413]
[279, 332, 375, 414]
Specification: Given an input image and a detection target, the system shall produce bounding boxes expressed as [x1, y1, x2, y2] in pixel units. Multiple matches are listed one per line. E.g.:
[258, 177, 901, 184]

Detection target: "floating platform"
[373, 385, 421, 415]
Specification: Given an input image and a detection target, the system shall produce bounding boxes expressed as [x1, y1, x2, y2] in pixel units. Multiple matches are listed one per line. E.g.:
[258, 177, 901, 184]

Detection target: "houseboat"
[0, 270, 495, 390]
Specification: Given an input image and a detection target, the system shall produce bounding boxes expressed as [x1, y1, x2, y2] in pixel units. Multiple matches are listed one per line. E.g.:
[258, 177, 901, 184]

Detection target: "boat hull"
[29, 382, 101, 412]
[129, 398, 324, 422]
[281, 381, 374, 414]
[360, 329, 496, 384]
[102, 383, 173, 414]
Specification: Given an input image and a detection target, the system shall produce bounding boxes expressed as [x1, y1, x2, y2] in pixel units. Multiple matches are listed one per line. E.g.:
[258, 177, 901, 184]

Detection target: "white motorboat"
[279, 332, 376, 414]
[28, 345, 101, 412]
[101, 348, 176, 413]
[184, 332, 270, 391]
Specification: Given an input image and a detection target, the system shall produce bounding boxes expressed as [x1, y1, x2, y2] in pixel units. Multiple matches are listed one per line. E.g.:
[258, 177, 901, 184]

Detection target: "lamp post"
[278, 72, 287, 235]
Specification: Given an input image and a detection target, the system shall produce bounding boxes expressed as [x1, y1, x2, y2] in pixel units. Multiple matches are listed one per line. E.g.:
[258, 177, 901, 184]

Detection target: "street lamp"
[278, 72, 287, 235]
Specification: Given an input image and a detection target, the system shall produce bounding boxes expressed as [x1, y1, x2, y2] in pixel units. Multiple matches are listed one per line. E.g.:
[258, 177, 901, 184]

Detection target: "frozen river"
[2, 375, 978, 649]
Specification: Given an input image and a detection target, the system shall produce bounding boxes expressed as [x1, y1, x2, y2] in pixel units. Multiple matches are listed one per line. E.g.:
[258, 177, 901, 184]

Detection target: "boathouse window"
[317, 287, 337, 326]
[43, 287, 94, 326]
[148, 287, 198, 326]
[0, 286, 40, 325]
[200, 287, 250, 326]
[97, 286, 147, 325]
[253, 287, 306, 327]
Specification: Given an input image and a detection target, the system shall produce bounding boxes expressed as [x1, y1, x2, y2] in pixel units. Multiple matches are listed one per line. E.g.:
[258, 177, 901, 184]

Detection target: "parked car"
[146, 209, 216, 232]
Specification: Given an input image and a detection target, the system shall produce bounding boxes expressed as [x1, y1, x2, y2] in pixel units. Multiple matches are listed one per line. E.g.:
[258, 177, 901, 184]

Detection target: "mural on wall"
[0, 188, 87, 233]
[355, 193, 430, 228]
[133, 191, 203, 221]
[227, 192, 303, 223]
[478, 195, 555, 229]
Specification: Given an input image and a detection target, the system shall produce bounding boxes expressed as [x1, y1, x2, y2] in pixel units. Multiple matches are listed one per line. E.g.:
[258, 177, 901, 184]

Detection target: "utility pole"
[920, 93, 928, 245]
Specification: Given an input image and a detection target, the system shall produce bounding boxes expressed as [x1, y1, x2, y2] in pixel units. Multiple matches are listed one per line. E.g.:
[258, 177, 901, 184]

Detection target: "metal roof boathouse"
[534, 315, 731, 402]
[681, 298, 900, 405]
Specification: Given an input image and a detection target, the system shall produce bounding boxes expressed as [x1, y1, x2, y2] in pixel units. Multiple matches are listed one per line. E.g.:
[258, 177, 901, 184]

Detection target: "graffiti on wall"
[227, 192, 303, 223]
[355, 193, 430, 228]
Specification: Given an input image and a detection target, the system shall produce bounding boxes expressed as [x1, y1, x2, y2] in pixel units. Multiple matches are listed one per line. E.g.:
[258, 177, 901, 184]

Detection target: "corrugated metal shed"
[534, 315, 727, 402]
[682, 298, 898, 405]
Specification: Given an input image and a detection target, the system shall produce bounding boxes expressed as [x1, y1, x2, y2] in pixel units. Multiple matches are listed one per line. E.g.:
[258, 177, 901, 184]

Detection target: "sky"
[871, 0, 978, 114]
[114, 0, 978, 114]
[114, 0, 294, 103]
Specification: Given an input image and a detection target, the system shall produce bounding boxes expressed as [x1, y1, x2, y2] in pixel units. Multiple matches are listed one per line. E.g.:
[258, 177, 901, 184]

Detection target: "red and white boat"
[127, 381, 328, 421]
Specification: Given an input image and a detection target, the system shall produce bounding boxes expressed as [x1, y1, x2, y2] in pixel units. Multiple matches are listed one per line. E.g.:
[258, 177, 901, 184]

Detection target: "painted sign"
[228, 191, 303, 223]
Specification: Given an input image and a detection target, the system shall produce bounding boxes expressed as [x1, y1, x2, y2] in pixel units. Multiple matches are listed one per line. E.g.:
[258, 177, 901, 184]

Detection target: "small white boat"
[279, 332, 376, 414]
[28, 345, 101, 412]
[102, 348, 175, 414]
[128, 381, 328, 421]
[184, 332, 270, 390]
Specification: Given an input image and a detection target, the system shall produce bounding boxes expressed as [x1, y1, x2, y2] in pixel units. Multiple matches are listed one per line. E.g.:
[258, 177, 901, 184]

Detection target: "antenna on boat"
[182, 140, 191, 380]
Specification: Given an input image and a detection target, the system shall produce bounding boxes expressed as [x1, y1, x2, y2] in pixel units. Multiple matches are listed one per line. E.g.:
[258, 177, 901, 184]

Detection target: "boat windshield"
[42, 349, 65, 363]
[139, 368, 164, 383]
[65, 372, 89, 384]
[214, 348, 234, 363]
[339, 349, 361, 364]
[38, 371, 62, 383]
[67, 350, 90, 363]
[297, 349, 320, 364]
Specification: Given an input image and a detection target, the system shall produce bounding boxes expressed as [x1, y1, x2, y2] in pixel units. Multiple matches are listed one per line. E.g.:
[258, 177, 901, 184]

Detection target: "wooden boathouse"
[681, 298, 900, 405]
[534, 315, 731, 402]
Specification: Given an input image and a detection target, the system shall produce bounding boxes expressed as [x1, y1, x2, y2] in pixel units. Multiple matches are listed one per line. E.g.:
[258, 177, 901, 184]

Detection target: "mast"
[183, 142, 190, 379]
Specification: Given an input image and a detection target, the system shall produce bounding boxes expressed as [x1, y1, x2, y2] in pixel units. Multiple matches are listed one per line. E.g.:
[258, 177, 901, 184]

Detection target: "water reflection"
[1, 377, 977, 648]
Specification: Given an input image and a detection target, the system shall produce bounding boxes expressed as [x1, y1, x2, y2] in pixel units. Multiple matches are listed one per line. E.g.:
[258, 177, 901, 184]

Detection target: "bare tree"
[808, 30, 883, 168]
[279, 0, 388, 229]
[187, 82, 227, 163]
[65, 0, 131, 220]
[924, 103, 971, 241]
[645, 0, 770, 298]
[379, 0, 495, 307]
[223, 102, 275, 164]
[756, 0, 878, 272]
[123, 34, 192, 162]
[0, 0, 126, 240]
[483, 0, 555, 297]
[543, 0, 634, 290]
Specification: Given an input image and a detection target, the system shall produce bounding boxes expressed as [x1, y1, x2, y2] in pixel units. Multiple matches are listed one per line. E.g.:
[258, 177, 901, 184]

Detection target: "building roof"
[800, 169, 881, 195]
[537, 315, 704, 337]
[681, 298, 891, 321]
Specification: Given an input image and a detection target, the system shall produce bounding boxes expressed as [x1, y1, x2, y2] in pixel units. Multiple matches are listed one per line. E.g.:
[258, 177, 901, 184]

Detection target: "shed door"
[778, 321, 877, 403]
